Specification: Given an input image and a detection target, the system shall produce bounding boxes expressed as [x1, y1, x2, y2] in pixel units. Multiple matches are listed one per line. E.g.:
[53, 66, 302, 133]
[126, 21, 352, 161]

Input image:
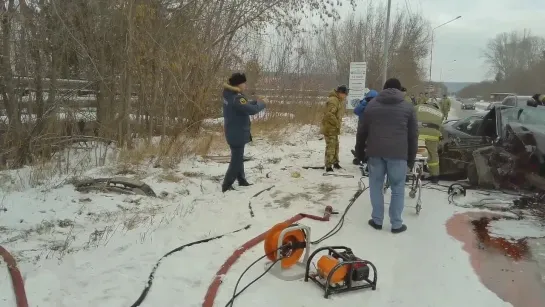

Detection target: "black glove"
[357, 154, 367, 164]
[407, 160, 415, 170]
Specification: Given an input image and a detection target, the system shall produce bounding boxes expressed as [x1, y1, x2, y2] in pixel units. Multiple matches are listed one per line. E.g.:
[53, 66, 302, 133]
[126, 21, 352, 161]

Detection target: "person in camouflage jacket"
[320, 85, 348, 171]
[440, 94, 451, 121]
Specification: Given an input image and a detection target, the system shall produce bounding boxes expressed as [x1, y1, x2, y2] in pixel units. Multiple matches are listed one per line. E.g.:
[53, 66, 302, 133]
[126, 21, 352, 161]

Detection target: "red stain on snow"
[446, 212, 545, 307]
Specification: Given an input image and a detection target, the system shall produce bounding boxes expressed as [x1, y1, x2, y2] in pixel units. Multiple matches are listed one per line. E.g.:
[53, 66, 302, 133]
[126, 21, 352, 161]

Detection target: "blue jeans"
[368, 157, 407, 229]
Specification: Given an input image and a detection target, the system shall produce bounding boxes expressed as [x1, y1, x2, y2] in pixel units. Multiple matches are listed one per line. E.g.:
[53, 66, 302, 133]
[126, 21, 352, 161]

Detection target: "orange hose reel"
[264, 222, 307, 269]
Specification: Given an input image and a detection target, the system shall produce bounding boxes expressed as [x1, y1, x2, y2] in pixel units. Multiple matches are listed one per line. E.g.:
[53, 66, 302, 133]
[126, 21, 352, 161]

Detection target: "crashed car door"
[450, 116, 486, 145]
[439, 115, 487, 177]
[496, 106, 504, 141]
[496, 106, 519, 142]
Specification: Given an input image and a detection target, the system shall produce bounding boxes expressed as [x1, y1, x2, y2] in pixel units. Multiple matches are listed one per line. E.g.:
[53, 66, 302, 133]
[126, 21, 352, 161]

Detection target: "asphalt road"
[449, 99, 483, 120]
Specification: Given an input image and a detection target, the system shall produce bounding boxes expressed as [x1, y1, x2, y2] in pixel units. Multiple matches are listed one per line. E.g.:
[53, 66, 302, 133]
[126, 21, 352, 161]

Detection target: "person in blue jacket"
[221, 72, 266, 192]
[354, 90, 378, 120]
[352, 90, 378, 164]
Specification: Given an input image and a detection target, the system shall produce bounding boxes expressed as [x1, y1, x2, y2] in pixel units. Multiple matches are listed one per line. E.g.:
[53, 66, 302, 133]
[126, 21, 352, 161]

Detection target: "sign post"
[347, 62, 367, 109]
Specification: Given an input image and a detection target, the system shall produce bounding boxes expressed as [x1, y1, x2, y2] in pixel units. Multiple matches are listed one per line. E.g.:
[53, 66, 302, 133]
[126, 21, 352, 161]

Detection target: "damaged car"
[438, 105, 545, 190]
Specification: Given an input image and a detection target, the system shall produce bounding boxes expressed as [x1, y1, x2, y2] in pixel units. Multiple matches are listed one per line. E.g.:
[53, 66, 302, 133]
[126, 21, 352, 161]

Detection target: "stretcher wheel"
[264, 222, 306, 269]
[416, 202, 422, 215]
[409, 190, 416, 198]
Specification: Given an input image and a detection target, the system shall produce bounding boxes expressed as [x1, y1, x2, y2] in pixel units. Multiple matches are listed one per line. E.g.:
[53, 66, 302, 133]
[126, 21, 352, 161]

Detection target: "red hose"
[0, 246, 29, 307]
[202, 206, 333, 307]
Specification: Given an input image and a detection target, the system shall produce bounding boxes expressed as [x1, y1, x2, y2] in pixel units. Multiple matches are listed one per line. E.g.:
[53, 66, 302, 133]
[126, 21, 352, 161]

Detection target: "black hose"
[248, 185, 275, 218]
[224, 254, 283, 307]
[130, 224, 251, 307]
[311, 185, 368, 245]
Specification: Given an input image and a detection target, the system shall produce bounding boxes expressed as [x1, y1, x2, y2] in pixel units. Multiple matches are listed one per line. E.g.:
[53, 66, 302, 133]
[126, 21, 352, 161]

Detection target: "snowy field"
[0, 108, 542, 307]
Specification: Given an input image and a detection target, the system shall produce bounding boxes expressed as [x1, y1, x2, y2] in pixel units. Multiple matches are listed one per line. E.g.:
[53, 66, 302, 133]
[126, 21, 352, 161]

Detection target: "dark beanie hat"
[383, 78, 402, 90]
[336, 85, 349, 94]
[228, 73, 247, 86]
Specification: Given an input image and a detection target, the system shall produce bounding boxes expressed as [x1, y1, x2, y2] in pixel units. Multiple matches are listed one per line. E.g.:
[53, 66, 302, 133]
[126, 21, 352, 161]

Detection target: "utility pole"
[428, 31, 434, 83]
[428, 16, 462, 83]
[382, 0, 392, 87]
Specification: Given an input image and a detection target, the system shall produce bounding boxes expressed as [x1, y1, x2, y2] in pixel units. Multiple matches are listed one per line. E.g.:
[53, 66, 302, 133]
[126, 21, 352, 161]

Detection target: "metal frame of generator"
[304, 246, 377, 298]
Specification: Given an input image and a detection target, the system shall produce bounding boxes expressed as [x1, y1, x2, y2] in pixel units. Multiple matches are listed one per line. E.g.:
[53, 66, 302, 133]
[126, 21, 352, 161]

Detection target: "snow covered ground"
[476, 101, 490, 109]
[489, 219, 545, 241]
[0, 108, 542, 307]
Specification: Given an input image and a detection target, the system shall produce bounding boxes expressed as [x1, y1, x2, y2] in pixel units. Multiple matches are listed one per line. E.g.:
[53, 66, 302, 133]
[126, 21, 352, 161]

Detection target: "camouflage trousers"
[441, 109, 450, 121]
[324, 135, 340, 168]
[425, 139, 440, 176]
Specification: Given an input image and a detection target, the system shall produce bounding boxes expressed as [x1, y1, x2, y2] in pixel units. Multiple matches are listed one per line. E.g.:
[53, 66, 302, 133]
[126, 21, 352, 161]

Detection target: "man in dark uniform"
[221, 73, 266, 192]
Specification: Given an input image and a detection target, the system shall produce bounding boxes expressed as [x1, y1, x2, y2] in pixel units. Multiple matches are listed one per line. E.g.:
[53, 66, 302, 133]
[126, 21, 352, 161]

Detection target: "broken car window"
[455, 116, 484, 136]
[516, 108, 545, 125]
[502, 97, 516, 106]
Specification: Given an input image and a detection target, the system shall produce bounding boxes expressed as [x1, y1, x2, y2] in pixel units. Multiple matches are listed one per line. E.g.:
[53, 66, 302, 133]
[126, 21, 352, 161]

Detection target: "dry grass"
[109, 101, 323, 173]
[250, 101, 323, 141]
[115, 100, 323, 169]
[0, 99, 324, 189]
[116, 132, 228, 169]
[158, 171, 183, 183]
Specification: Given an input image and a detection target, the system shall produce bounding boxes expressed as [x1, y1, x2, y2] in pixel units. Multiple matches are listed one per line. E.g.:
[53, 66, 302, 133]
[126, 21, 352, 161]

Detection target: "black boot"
[333, 163, 342, 169]
[222, 184, 235, 193]
[368, 219, 383, 230]
[238, 180, 253, 187]
[429, 176, 439, 184]
[325, 167, 334, 172]
[391, 224, 407, 234]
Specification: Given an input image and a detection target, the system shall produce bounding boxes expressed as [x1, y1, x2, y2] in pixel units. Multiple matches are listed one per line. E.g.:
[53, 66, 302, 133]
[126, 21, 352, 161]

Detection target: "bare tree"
[313, 2, 430, 91]
[459, 30, 545, 98]
[0, 0, 355, 169]
[483, 29, 545, 79]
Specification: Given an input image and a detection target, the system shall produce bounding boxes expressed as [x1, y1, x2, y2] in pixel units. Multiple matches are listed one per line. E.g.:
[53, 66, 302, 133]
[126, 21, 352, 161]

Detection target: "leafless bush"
[1, 0, 356, 170]
[0, 0, 435, 179]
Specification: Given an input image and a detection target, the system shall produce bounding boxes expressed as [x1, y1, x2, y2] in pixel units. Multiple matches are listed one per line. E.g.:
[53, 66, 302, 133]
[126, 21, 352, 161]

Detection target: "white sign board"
[347, 62, 367, 109]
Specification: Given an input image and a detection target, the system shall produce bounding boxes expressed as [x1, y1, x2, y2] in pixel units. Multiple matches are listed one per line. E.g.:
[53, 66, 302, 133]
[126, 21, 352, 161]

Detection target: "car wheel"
[467, 161, 478, 186]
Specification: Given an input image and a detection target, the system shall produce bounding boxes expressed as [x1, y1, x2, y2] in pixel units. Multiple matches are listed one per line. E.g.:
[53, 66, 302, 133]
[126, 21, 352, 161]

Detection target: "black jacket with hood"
[355, 88, 418, 163]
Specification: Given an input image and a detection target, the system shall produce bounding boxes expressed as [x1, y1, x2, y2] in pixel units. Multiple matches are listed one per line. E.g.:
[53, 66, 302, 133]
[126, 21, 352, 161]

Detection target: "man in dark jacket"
[355, 78, 418, 234]
[221, 72, 266, 192]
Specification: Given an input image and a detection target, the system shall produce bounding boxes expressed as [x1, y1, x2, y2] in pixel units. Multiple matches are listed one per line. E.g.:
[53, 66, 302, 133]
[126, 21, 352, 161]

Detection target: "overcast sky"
[341, 0, 545, 83]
